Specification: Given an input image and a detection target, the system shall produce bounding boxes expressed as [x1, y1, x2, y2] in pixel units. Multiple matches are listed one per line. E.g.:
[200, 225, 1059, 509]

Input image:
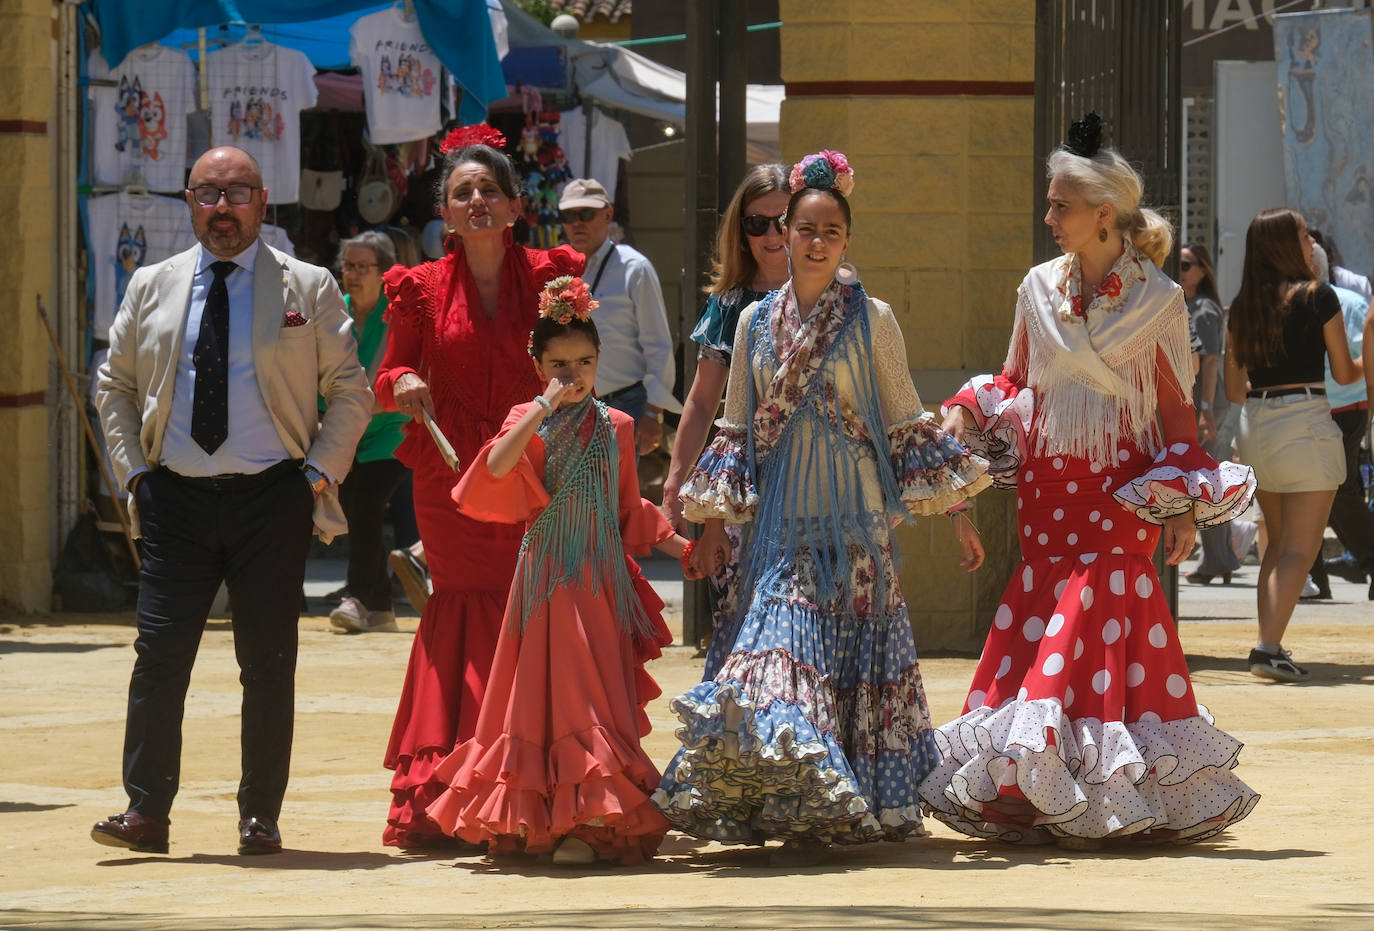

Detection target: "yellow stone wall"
[0, 0, 54, 612]
[779, 0, 1036, 651]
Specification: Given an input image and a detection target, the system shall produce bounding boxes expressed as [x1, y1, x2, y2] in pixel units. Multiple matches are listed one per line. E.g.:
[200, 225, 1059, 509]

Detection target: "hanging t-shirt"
[85, 192, 197, 340]
[88, 45, 197, 192]
[206, 41, 318, 204]
[349, 7, 443, 145]
[558, 106, 632, 201]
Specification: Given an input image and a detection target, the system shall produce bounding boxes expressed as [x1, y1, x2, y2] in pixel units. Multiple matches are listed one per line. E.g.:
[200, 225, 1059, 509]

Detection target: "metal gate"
[1034, 0, 1185, 615]
[1034, 0, 1183, 269]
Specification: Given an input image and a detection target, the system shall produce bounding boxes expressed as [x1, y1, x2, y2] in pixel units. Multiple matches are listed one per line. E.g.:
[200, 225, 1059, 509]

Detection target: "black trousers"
[1327, 407, 1374, 566]
[122, 461, 313, 823]
[338, 457, 410, 611]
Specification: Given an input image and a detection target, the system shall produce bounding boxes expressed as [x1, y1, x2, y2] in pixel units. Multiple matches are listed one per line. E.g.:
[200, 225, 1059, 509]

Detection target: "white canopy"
[500, 0, 781, 162]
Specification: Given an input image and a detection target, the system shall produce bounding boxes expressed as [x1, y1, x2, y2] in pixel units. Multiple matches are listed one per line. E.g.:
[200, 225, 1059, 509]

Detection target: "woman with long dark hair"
[654, 151, 989, 865]
[661, 163, 790, 664]
[1226, 208, 1362, 682]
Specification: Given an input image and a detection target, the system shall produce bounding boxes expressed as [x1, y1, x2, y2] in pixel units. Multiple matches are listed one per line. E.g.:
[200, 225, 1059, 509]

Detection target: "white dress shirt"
[583, 237, 682, 413]
[159, 241, 292, 477]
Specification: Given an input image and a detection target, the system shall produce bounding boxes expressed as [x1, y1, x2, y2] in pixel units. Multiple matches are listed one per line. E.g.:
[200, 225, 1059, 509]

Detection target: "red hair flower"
[439, 123, 508, 154]
[538, 275, 598, 323]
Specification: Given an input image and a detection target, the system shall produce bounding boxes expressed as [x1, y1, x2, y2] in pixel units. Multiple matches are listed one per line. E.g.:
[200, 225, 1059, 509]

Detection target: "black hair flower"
[1065, 112, 1111, 158]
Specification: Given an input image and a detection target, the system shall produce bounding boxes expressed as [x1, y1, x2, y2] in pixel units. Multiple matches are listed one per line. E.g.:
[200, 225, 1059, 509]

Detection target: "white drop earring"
[834, 253, 859, 286]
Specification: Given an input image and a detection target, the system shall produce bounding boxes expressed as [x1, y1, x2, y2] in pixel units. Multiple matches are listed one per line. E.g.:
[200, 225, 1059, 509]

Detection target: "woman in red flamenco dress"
[919, 116, 1260, 848]
[425, 285, 697, 865]
[374, 133, 583, 848]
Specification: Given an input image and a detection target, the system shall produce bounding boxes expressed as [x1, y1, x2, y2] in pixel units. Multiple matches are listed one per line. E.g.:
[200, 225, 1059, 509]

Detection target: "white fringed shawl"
[1007, 244, 1193, 467]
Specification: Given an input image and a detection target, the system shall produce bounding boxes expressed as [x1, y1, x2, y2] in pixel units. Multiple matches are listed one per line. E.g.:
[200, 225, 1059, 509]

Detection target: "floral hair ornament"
[538, 275, 598, 325]
[439, 123, 508, 155]
[1064, 112, 1112, 158]
[788, 149, 855, 197]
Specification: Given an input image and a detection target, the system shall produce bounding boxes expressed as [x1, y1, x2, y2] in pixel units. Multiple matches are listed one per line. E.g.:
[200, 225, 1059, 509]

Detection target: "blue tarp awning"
[86, 0, 506, 123]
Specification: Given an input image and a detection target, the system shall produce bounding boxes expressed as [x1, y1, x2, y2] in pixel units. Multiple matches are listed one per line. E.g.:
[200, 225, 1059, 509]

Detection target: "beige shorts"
[1237, 394, 1344, 492]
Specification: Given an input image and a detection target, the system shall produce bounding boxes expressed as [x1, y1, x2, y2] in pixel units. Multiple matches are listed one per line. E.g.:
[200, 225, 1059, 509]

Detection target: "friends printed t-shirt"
[350, 7, 442, 144]
[206, 41, 317, 204]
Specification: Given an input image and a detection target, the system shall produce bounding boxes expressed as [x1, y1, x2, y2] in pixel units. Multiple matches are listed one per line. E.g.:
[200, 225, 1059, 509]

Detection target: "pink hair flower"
[538, 275, 598, 322]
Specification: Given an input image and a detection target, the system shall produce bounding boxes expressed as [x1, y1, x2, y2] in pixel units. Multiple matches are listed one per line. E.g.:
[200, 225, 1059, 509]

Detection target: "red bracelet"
[680, 539, 697, 574]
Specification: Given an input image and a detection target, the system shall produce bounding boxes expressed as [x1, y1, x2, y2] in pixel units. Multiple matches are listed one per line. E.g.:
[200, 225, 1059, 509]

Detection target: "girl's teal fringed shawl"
[507, 396, 654, 639]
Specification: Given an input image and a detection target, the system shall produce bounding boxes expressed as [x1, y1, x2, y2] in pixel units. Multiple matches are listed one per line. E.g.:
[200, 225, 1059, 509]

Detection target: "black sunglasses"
[560, 207, 602, 224]
[741, 213, 786, 237]
[1179, 260, 1193, 271]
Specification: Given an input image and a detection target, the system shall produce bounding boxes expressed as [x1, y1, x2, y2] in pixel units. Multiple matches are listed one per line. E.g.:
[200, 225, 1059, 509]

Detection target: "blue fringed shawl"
[736, 282, 910, 614]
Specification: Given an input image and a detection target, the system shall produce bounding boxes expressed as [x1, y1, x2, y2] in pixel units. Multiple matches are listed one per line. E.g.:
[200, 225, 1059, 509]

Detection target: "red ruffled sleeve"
[1113, 440, 1256, 527]
[375, 262, 432, 409]
[942, 374, 1034, 488]
[450, 403, 551, 525]
[610, 408, 674, 554]
[527, 243, 586, 284]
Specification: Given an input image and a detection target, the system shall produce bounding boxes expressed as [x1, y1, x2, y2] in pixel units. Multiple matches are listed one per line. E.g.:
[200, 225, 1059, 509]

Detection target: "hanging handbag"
[357, 144, 398, 225]
[299, 169, 344, 211]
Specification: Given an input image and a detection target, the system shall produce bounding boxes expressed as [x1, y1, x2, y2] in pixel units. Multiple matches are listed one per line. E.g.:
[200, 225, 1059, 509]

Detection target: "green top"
[342, 293, 409, 463]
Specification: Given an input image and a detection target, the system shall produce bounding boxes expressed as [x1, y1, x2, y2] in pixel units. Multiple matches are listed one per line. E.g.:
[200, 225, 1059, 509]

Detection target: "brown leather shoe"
[91, 811, 169, 854]
[237, 816, 282, 855]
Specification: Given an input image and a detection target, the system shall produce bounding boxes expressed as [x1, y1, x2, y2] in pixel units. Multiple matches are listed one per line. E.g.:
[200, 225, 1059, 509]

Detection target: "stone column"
[779, 0, 1036, 651]
[0, 0, 54, 610]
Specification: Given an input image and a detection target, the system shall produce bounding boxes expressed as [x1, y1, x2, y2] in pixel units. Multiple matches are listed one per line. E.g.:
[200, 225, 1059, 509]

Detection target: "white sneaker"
[330, 596, 367, 633]
[1301, 575, 1320, 599]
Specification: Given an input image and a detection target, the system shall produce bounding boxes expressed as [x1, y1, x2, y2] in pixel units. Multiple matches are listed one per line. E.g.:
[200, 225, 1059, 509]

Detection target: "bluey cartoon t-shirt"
[85, 192, 197, 340]
[88, 45, 196, 192]
[350, 7, 442, 144]
[206, 41, 318, 204]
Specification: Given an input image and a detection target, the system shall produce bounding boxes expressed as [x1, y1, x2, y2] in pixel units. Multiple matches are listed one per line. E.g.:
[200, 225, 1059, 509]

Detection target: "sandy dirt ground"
[2, 557, 1372, 930]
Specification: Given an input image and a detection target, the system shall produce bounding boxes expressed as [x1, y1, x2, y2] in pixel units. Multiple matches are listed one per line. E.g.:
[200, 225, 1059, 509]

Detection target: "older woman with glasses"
[324, 231, 411, 634]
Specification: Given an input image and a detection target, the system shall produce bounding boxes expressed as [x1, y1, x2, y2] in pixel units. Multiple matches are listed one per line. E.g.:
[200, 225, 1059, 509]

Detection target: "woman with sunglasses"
[373, 128, 584, 848]
[661, 164, 790, 664]
[1227, 208, 1362, 681]
[1180, 243, 1240, 586]
[654, 151, 989, 865]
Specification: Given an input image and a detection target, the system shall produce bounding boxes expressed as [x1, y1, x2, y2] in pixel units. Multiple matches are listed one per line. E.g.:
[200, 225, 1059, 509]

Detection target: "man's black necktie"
[191, 260, 236, 454]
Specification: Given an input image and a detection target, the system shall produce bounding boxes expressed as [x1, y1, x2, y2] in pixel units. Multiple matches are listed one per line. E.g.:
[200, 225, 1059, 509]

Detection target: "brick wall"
[778, 0, 1036, 652]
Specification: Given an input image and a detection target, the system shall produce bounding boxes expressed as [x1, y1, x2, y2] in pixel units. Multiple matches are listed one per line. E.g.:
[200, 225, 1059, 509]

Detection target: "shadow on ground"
[0, 639, 123, 654]
[1185, 652, 1374, 683]
[4, 902, 1369, 930]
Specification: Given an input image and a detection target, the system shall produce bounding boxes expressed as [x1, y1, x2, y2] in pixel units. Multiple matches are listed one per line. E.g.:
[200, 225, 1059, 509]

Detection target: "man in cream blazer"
[92, 146, 371, 857]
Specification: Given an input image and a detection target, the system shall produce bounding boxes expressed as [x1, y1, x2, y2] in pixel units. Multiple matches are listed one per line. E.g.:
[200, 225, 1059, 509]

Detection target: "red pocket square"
[283, 310, 308, 327]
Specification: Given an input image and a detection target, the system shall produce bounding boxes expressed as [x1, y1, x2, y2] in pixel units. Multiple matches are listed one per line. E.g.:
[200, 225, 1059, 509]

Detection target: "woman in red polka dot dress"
[917, 115, 1260, 848]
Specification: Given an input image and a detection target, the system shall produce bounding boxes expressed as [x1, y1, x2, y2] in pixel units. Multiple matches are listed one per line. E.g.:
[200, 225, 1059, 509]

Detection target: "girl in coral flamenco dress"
[425, 277, 700, 865]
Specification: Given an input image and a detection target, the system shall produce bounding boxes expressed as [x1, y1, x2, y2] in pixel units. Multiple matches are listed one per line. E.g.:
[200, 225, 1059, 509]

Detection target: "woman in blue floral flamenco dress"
[919, 115, 1259, 849]
[651, 151, 993, 865]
